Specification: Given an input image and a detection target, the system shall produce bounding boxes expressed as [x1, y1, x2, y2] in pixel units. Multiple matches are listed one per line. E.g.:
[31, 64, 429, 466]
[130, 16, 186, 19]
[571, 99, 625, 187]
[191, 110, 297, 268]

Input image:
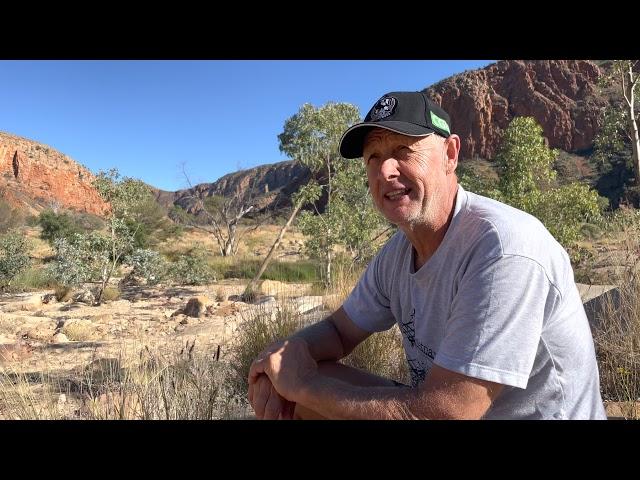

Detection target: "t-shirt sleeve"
[434, 254, 555, 389]
[342, 249, 397, 333]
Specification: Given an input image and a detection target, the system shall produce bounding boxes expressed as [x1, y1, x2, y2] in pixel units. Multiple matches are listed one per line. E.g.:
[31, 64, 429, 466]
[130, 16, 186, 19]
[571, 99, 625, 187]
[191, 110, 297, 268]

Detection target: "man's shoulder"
[463, 192, 553, 245]
[459, 190, 565, 264]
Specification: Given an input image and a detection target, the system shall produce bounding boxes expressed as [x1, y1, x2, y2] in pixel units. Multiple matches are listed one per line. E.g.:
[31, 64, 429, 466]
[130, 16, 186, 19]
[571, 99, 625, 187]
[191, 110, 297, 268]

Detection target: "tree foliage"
[592, 60, 640, 206]
[279, 101, 386, 285]
[49, 169, 150, 304]
[168, 246, 216, 286]
[125, 195, 182, 249]
[127, 248, 168, 286]
[37, 209, 84, 245]
[172, 171, 259, 258]
[48, 233, 100, 288]
[494, 117, 557, 204]
[489, 117, 603, 246]
[297, 160, 386, 276]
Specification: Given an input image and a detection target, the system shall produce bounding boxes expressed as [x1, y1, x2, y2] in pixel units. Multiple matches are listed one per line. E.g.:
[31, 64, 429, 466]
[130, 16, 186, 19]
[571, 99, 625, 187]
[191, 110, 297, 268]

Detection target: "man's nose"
[378, 157, 400, 180]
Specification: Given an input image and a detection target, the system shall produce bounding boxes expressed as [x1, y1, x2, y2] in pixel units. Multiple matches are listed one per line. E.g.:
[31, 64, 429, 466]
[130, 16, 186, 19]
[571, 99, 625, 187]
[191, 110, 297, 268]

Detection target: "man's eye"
[396, 146, 411, 158]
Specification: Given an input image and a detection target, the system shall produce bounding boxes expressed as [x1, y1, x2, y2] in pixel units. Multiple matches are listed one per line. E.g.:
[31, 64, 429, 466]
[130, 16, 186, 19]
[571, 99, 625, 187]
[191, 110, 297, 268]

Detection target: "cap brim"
[339, 121, 436, 159]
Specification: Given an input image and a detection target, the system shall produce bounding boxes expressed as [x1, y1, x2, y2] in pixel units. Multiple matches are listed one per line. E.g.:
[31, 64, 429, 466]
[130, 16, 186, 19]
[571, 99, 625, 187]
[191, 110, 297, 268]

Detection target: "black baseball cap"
[339, 91, 452, 159]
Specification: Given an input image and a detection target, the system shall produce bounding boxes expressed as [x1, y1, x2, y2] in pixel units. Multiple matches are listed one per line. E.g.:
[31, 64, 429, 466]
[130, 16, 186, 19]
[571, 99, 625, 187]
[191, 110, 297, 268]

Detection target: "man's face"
[362, 128, 453, 229]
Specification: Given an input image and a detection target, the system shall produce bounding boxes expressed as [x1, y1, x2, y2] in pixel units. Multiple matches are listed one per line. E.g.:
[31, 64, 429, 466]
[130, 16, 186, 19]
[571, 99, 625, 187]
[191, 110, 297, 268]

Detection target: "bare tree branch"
[176, 164, 267, 256]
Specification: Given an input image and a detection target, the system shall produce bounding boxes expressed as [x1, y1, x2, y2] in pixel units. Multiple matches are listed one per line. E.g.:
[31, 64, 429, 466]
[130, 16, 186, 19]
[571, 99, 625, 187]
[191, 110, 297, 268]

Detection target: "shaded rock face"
[0, 131, 107, 215]
[158, 61, 607, 215]
[1, 61, 609, 218]
[423, 60, 605, 160]
[154, 160, 313, 215]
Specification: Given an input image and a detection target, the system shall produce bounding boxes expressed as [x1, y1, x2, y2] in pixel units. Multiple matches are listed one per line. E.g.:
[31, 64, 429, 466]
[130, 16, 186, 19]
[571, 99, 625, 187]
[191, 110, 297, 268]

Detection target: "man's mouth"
[385, 188, 410, 200]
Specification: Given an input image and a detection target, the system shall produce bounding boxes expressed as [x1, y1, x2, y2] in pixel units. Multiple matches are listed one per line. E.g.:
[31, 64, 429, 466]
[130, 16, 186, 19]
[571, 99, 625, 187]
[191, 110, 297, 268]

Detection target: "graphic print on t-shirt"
[400, 308, 436, 387]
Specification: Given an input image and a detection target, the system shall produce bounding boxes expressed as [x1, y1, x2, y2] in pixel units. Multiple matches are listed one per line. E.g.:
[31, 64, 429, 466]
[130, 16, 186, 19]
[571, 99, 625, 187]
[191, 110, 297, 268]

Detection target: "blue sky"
[0, 60, 494, 192]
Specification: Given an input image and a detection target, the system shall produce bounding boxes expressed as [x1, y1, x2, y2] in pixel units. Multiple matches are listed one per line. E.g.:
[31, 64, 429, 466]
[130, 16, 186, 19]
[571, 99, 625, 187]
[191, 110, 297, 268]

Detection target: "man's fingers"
[248, 379, 255, 407]
[262, 385, 284, 420]
[248, 359, 267, 385]
[252, 376, 272, 419]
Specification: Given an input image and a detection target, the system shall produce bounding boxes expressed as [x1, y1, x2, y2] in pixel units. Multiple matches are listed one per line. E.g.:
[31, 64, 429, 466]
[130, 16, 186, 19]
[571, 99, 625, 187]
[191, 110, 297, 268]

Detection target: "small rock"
[183, 296, 213, 318]
[72, 290, 95, 305]
[0, 341, 34, 362]
[22, 322, 57, 341]
[25, 294, 43, 306]
[292, 296, 325, 314]
[52, 332, 69, 343]
[42, 293, 57, 304]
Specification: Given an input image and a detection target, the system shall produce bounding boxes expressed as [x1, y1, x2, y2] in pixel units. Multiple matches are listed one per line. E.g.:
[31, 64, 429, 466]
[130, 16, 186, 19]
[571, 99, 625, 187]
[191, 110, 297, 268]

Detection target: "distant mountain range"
[0, 60, 623, 217]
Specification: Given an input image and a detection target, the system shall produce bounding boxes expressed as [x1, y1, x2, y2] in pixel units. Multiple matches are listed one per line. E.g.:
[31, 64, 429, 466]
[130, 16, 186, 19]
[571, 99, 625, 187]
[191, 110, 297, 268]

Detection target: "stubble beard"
[401, 182, 449, 232]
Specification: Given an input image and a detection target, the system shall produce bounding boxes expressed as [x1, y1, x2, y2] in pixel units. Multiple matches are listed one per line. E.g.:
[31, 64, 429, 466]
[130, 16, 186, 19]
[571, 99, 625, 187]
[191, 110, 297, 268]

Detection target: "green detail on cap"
[430, 111, 450, 134]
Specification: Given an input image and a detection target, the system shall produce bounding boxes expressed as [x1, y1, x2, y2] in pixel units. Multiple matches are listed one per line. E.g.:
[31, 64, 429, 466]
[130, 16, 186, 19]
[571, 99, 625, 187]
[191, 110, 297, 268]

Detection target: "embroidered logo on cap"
[430, 111, 450, 134]
[370, 96, 397, 121]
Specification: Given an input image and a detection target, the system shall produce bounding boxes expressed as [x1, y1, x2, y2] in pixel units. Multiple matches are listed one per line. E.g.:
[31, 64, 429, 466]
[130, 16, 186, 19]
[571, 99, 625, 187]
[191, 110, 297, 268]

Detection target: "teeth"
[386, 189, 407, 199]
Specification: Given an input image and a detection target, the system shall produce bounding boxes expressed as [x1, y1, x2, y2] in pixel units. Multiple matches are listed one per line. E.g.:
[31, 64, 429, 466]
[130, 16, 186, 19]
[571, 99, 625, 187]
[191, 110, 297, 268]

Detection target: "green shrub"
[0, 231, 32, 289]
[48, 235, 96, 287]
[37, 209, 83, 245]
[126, 196, 183, 249]
[169, 247, 216, 285]
[492, 117, 605, 247]
[127, 249, 168, 285]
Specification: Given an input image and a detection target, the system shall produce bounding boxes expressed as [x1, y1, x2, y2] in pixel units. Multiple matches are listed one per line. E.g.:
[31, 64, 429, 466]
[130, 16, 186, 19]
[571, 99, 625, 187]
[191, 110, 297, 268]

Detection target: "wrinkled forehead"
[363, 127, 438, 150]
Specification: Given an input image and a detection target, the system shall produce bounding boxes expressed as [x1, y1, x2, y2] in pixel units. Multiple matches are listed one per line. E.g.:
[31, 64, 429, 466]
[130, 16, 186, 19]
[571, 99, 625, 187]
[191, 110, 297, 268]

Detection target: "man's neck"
[403, 183, 459, 271]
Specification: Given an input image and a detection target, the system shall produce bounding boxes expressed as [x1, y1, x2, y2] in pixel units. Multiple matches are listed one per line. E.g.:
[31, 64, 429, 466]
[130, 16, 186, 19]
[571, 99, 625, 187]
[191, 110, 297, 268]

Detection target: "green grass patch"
[5, 266, 57, 293]
[210, 257, 321, 283]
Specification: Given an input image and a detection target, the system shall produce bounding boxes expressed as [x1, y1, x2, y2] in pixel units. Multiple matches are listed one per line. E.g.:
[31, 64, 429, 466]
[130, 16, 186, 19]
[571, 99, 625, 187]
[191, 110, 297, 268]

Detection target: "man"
[248, 91, 607, 420]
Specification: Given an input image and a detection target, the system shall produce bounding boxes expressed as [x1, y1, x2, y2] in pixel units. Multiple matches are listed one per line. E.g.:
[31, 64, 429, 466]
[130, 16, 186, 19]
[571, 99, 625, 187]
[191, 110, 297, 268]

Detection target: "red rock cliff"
[0, 131, 107, 215]
[423, 60, 605, 160]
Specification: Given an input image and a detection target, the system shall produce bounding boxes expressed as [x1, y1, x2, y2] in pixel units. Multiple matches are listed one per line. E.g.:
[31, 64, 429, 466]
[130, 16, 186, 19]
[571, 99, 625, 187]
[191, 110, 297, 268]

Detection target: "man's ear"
[444, 134, 460, 174]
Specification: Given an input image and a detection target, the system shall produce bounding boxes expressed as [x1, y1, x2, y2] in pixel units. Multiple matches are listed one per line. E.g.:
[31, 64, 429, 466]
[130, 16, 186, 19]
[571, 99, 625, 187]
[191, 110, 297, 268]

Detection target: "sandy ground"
[0, 279, 326, 419]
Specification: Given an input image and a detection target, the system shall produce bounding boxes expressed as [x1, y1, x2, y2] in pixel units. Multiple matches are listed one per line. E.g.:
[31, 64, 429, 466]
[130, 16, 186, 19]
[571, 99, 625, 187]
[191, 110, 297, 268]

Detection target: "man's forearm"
[290, 317, 346, 362]
[297, 374, 424, 420]
[295, 364, 498, 420]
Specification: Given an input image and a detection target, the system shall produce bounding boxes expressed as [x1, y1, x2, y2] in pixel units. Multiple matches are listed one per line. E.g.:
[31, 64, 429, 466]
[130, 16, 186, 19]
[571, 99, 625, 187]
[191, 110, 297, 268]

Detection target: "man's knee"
[293, 403, 326, 420]
[316, 361, 398, 387]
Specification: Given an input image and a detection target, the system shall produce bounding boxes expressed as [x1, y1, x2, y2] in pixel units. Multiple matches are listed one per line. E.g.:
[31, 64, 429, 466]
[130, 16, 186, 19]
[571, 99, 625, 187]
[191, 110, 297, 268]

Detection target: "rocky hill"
[171, 60, 612, 213]
[1, 60, 618, 217]
[153, 160, 314, 215]
[424, 60, 606, 159]
[0, 131, 107, 215]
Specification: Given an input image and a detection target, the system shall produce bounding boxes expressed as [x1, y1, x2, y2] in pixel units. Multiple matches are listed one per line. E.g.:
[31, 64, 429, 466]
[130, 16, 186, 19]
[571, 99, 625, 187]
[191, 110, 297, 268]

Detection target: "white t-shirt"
[343, 185, 607, 419]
